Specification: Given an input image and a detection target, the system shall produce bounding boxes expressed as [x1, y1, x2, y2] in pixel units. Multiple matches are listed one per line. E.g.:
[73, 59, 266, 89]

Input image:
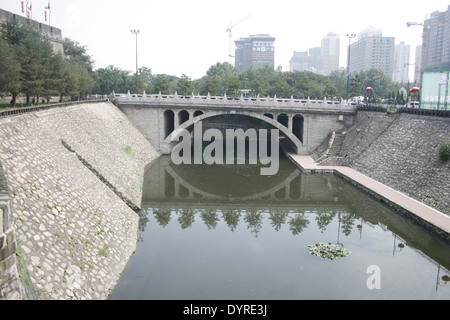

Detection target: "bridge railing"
[111, 91, 357, 110]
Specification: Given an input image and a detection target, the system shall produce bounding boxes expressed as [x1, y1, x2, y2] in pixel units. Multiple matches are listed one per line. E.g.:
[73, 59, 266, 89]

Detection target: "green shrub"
[439, 142, 450, 161]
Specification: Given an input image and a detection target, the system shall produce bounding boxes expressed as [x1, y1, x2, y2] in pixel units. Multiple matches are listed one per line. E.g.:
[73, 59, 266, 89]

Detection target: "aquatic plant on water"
[308, 242, 351, 260]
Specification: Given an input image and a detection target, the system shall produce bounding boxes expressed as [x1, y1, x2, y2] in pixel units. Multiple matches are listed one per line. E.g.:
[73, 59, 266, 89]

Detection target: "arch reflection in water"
[111, 155, 450, 300]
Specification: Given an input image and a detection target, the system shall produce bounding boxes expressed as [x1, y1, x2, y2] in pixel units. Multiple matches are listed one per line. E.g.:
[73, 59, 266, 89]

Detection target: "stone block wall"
[0, 102, 160, 299]
[0, 162, 21, 300]
[327, 111, 450, 216]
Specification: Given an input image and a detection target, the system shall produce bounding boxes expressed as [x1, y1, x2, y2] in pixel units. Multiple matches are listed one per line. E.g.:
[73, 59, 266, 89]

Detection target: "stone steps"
[316, 132, 346, 166]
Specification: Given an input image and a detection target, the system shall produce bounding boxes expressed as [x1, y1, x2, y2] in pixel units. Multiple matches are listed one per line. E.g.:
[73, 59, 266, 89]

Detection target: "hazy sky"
[1, 0, 448, 79]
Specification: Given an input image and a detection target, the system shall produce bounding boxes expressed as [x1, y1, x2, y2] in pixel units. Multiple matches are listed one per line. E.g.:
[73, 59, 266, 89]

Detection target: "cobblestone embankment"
[0, 102, 159, 299]
[324, 112, 450, 216]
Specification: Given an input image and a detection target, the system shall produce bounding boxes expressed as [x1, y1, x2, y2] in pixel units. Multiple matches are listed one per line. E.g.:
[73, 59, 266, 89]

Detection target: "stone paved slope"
[0, 102, 159, 299]
[325, 112, 450, 216]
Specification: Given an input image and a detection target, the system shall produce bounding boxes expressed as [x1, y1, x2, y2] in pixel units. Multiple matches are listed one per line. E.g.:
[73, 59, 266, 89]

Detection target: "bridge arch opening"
[164, 110, 175, 139]
[264, 113, 274, 119]
[292, 114, 304, 143]
[179, 110, 189, 125]
[277, 114, 289, 128]
[193, 110, 204, 117]
[171, 113, 301, 154]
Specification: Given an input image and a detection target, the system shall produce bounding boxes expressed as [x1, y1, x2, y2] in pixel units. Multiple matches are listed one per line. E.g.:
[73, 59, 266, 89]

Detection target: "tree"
[1, 18, 55, 105]
[349, 73, 363, 99]
[0, 19, 98, 105]
[329, 70, 347, 98]
[270, 72, 291, 98]
[95, 66, 129, 94]
[199, 62, 241, 96]
[0, 35, 21, 107]
[19, 30, 54, 105]
[359, 69, 394, 101]
[177, 74, 194, 96]
[323, 81, 341, 100]
[62, 38, 96, 98]
[292, 72, 314, 98]
[44, 54, 66, 102]
[153, 75, 171, 94]
[63, 38, 94, 71]
[241, 66, 271, 97]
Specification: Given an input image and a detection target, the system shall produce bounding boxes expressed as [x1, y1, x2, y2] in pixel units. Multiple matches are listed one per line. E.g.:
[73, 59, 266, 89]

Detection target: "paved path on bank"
[287, 154, 450, 238]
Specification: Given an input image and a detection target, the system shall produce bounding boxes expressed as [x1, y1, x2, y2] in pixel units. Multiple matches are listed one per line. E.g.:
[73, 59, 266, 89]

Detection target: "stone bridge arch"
[161, 110, 305, 154]
[116, 95, 356, 156]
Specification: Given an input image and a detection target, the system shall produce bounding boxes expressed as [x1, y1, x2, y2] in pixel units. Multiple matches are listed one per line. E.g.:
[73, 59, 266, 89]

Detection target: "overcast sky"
[1, 0, 448, 79]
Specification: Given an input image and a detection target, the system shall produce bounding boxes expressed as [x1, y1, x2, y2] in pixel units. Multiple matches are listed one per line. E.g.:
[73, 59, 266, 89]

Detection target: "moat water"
[109, 155, 450, 300]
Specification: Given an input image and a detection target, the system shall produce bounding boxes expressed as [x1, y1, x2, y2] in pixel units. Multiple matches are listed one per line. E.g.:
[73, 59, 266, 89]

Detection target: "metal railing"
[0, 98, 107, 119]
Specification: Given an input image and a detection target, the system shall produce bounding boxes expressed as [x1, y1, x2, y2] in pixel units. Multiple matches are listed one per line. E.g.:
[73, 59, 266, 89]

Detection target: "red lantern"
[21, 1, 24, 13]
[366, 87, 373, 92]
[410, 87, 420, 93]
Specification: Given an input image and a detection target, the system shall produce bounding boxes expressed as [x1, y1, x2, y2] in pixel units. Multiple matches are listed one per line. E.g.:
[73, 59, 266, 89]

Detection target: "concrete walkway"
[287, 154, 450, 239]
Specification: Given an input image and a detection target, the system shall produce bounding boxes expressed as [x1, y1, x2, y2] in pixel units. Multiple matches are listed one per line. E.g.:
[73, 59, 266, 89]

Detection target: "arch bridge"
[113, 92, 357, 155]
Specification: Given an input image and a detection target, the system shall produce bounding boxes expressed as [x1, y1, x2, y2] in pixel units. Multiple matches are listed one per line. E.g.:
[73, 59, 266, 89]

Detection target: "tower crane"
[226, 15, 251, 64]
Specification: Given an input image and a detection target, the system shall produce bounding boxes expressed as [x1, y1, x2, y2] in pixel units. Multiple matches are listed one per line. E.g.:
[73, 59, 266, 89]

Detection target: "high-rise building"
[321, 32, 340, 76]
[235, 34, 276, 71]
[309, 47, 322, 74]
[414, 45, 422, 84]
[422, 5, 450, 71]
[289, 51, 310, 72]
[349, 26, 395, 78]
[289, 48, 322, 73]
[392, 41, 411, 83]
[289, 32, 339, 76]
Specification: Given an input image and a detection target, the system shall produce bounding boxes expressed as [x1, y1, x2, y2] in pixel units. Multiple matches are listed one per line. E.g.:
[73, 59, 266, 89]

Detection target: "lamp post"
[131, 30, 140, 74]
[407, 21, 429, 84]
[403, 63, 416, 104]
[346, 34, 357, 100]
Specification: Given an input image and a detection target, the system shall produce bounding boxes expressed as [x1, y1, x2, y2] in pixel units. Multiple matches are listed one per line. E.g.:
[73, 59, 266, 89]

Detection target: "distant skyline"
[0, 0, 448, 80]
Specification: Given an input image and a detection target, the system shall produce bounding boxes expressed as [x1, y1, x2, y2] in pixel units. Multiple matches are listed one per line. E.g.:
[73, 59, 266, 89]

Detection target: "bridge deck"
[288, 154, 450, 239]
[113, 92, 357, 112]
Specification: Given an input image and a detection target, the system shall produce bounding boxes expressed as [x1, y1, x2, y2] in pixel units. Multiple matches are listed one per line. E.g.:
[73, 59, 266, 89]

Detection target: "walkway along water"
[287, 154, 450, 241]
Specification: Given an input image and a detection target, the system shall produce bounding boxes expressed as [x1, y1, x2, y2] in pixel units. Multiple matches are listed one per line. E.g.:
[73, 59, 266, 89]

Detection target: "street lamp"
[404, 63, 417, 103]
[131, 30, 140, 74]
[346, 34, 357, 100]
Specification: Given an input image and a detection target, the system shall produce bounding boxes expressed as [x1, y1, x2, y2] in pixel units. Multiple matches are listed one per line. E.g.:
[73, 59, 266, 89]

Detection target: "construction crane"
[226, 15, 251, 64]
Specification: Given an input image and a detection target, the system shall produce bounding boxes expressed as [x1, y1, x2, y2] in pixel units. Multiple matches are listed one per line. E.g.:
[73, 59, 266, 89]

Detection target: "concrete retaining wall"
[0, 102, 159, 299]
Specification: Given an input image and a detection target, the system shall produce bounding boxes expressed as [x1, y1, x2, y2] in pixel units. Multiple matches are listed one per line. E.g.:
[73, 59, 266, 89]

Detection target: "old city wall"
[0, 102, 159, 299]
[0, 8, 64, 55]
[335, 111, 450, 216]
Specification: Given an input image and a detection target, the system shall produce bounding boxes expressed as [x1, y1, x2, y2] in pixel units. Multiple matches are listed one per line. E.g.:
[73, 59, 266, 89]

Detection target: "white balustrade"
[111, 91, 356, 110]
